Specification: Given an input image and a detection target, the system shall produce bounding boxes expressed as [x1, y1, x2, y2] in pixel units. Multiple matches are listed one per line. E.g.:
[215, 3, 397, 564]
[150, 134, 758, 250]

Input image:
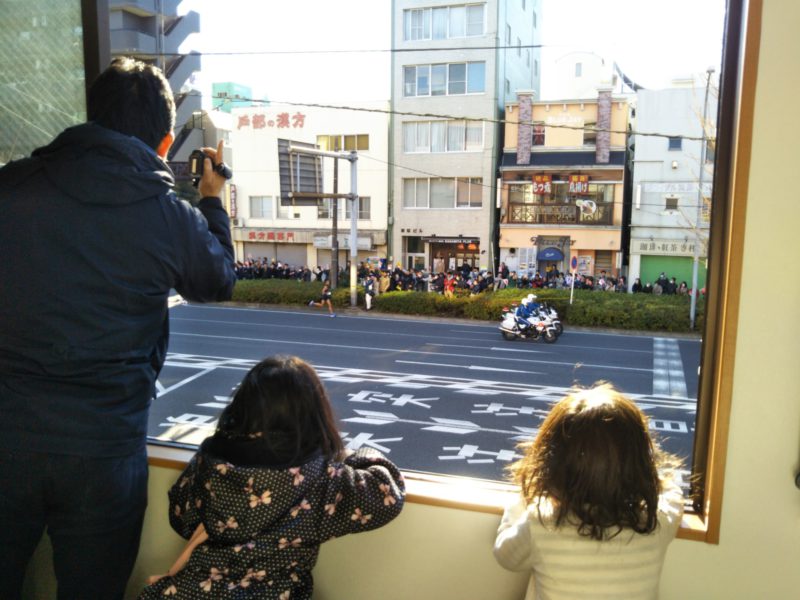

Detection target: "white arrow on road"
[342, 410, 531, 436]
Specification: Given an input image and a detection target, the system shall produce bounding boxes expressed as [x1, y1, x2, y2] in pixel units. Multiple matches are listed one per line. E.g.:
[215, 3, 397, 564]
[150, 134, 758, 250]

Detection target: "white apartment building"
[390, 0, 542, 272]
[629, 78, 717, 290]
[228, 102, 389, 268]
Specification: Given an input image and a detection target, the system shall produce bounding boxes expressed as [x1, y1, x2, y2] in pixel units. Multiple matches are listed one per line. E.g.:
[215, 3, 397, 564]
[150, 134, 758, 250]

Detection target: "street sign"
[571, 256, 577, 270]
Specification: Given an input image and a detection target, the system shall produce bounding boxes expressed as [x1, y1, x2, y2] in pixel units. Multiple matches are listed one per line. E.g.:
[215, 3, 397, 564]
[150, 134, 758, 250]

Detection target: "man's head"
[87, 57, 176, 154]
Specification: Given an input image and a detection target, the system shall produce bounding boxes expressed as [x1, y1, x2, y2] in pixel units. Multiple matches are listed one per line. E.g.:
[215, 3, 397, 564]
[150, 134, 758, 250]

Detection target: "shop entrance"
[424, 237, 480, 273]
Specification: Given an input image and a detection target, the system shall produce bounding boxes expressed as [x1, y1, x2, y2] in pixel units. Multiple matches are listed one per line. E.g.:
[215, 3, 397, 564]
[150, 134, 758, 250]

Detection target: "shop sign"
[236, 111, 306, 130]
[313, 234, 372, 250]
[632, 238, 698, 256]
[532, 174, 552, 195]
[247, 230, 296, 242]
[568, 174, 589, 194]
[229, 184, 237, 218]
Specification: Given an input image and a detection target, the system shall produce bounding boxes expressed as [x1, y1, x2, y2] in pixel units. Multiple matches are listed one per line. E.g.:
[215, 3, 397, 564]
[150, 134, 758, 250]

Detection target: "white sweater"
[494, 481, 684, 600]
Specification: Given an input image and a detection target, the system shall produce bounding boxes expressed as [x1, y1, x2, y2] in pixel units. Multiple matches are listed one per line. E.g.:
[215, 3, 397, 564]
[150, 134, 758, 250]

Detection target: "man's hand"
[198, 139, 227, 198]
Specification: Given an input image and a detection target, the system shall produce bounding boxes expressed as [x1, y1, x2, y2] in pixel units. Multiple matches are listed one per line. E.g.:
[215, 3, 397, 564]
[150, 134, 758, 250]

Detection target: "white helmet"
[521, 297, 530, 306]
[527, 294, 537, 301]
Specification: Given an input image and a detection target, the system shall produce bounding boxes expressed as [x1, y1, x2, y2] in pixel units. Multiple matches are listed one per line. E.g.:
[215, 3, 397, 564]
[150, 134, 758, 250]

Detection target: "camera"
[189, 149, 233, 188]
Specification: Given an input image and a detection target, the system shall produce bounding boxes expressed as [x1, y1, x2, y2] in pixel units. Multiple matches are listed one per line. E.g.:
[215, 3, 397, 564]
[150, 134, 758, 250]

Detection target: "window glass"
[448, 63, 466, 95]
[431, 121, 446, 152]
[467, 62, 485, 93]
[403, 66, 416, 96]
[432, 7, 447, 39]
[415, 178, 429, 207]
[430, 178, 454, 208]
[431, 64, 447, 96]
[249, 196, 272, 218]
[465, 121, 483, 150]
[402, 178, 416, 208]
[448, 6, 466, 38]
[416, 121, 430, 152]
[447, 120, 466, 151]
[0, 0, 85, 163]
[357, 134, 369, 151]
[466, 5, 484, 36]
[417, 64, 430, 96]
[669, 136, 683, 150]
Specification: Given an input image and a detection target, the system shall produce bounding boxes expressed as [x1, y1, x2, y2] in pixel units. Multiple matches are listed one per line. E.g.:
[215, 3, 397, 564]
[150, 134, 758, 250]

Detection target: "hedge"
[230, 280, 704, 332]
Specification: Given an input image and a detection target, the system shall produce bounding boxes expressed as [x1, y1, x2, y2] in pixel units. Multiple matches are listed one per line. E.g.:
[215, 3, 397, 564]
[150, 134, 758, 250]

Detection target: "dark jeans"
[0, 448, 148, 600]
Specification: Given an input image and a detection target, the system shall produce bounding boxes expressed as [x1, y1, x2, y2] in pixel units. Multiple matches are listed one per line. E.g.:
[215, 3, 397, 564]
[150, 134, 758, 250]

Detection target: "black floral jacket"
[139, 446, 405, 599]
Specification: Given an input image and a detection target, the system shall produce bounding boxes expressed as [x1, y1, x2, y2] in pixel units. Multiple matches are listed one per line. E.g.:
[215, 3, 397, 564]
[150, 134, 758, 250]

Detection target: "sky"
[179, 0, 726, 107]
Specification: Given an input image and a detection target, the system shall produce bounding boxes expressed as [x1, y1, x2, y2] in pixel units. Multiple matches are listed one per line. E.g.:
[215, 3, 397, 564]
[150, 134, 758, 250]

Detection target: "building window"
[526, 48, 531, 67]
[403, 4, 485, 41]
[522, 0, 526, 9]
[404, 62, 485, 97]
[403, 177, 482, 209]
[517, 37, 522, 57]
[533, 10, 537, 28]
[277, 201, 298, 220]
[344, 196, 371, 220]
[506, 23, 511, 46]
[532, 122, 545, 145]
[668, 136, 682, 150]
[505, 78, 510, 94]
[575, 62, 582, 77]
[317, 134, 369, 152]
[403, 120, 483, 153]
[665, 195, 679, 211]
[507, 182, 614, 225]
[534, 59, 538, 77]
[249, 196, 272, 219]
[583, 121, 597, 146]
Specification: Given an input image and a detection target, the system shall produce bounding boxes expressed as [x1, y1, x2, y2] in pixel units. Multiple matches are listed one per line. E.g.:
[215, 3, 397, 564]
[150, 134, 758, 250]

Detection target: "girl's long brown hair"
[509, 384, 680, 540]
[217, 356, 344, 463]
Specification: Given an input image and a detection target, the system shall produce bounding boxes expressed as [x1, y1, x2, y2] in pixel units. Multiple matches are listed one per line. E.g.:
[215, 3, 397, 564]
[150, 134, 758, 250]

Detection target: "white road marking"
[653, 338, 689, 397]
[396, 359, 542, 375]
[171, 332, 651, 372]
[156, 368, 215, 398]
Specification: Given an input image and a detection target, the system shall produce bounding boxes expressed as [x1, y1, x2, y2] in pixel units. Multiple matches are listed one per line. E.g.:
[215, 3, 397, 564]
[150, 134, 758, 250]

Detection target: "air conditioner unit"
[231, 218, 243, 227]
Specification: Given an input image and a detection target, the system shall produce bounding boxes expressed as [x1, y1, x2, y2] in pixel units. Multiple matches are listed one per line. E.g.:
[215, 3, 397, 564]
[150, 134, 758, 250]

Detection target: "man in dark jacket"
[0, 58, 236, 599]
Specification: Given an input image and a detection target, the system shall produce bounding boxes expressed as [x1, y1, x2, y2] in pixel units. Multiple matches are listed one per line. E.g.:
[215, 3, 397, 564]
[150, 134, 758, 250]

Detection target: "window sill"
[147, 443, 710, 540]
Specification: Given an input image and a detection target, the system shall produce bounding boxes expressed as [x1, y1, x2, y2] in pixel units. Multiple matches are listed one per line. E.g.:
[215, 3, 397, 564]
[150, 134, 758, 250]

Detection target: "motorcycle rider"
[514, 298, 532, 330]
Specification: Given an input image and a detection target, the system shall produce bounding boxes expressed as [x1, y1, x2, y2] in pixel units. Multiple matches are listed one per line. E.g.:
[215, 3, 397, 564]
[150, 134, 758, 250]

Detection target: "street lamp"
[690, 66, 715, 329]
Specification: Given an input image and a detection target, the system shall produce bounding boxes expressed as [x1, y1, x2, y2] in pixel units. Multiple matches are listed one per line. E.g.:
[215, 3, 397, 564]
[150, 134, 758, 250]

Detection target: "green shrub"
[230, 280, 703, 332]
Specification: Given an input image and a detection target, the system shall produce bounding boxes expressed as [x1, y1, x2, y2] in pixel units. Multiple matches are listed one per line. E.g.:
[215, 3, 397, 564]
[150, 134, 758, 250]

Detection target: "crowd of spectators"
[234, 258, 701, 298]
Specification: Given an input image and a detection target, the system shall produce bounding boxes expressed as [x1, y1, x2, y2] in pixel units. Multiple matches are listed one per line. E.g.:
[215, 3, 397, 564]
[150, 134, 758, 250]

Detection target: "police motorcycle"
[499, 296, 558, 343]
[535, 297, 563, 336]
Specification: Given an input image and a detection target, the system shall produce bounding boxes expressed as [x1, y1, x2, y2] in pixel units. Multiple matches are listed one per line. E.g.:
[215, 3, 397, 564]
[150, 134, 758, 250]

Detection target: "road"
[150, 303, 701, 482]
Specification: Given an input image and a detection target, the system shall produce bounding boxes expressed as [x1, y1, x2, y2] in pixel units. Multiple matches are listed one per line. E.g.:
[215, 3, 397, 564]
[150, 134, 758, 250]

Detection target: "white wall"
[659, 1, 800, 597]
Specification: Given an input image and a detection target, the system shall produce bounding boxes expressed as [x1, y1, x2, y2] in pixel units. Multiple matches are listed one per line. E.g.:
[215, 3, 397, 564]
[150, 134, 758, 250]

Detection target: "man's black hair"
[87, 57, 176, 150]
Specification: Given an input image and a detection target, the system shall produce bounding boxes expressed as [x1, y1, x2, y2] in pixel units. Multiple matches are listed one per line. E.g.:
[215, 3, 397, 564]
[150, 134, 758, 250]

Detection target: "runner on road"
[309, 281, 336, 317]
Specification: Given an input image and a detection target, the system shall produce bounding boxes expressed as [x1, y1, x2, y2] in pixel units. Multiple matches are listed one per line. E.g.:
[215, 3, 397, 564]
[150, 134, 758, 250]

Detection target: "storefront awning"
[537, 247, 564, 261]
[422, 236, 480, 244]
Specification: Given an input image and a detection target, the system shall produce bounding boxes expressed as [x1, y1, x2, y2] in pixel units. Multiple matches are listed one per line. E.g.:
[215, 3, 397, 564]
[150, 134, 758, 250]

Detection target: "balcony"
[109, 0, 180, 18]
[507, 202, 614, 226]
[110, 29, 156, 56]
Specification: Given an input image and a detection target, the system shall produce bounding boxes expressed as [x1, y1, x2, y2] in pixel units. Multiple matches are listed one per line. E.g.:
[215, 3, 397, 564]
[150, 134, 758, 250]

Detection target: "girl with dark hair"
[494, 384, 683, 600]
[140, 356, 405, 599]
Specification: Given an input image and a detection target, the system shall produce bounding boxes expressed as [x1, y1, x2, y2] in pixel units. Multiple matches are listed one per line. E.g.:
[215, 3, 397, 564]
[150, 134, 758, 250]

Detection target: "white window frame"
[403, 4, 485, 41]
[249, 195, 273, 219]
[403, 120, 483, 154]
[403, 62, 485, 97]
[402, 177, 483, 209]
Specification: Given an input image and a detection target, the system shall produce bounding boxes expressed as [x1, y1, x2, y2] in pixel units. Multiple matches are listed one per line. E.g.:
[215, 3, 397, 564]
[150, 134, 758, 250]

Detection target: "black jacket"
[0, 123, 236, 457]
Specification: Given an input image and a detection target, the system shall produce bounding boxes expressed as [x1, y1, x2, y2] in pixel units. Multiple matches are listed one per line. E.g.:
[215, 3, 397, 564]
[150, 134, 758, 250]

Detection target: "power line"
[146, 44, 547, 58]
[191, 92, 714, 142]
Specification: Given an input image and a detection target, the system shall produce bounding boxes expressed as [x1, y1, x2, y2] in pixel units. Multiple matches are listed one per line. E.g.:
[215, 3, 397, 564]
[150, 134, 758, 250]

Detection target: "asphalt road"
[150, 303, 701, 482]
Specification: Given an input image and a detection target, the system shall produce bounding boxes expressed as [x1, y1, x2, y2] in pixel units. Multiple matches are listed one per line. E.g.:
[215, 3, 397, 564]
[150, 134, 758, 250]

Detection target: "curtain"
[466, 121, 483, 150]
[448, 120, 465, 152]
[431, 121, 446, 152]
[432, 7, 447, 39]
[430, 178, 454, 208]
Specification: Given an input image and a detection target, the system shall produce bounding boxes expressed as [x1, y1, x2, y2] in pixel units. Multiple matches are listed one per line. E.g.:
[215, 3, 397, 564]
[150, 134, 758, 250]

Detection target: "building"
[211, 82, 253, 114]
[228, 102, 389, 268]
[0, 2, 86, 164]
[389, 0, 542, 272]
[107, 0, 201, 162]
[628, 78, 717, 290]
[498, 89, 630, 279]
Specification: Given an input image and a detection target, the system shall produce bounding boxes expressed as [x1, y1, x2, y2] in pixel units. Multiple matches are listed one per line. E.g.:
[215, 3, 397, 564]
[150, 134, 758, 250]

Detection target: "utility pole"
[690, 67, 715, 329]
[331, 158, 339, 288]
